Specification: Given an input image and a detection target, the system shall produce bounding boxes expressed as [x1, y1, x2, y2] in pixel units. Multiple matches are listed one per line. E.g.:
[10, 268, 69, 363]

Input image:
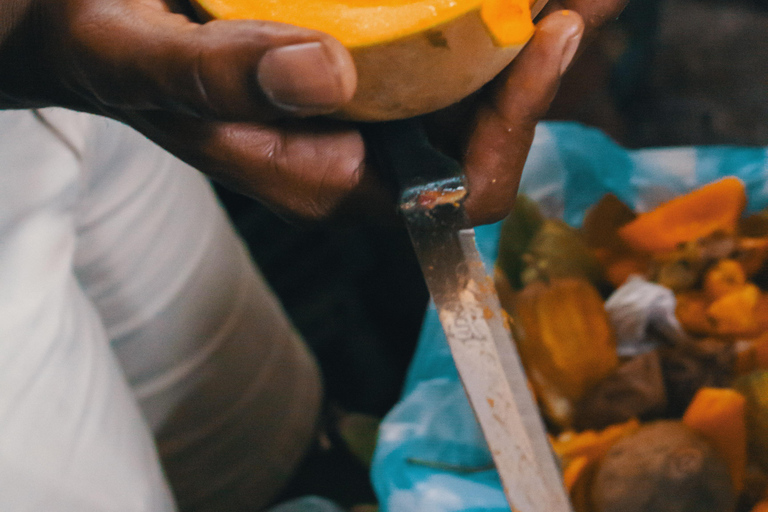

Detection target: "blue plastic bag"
[371, 121, 768, 512]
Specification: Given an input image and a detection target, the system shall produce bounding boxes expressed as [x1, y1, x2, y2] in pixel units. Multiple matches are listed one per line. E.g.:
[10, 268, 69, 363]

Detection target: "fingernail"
[258, 42, 351, 114]
[559, 12, 583, 76]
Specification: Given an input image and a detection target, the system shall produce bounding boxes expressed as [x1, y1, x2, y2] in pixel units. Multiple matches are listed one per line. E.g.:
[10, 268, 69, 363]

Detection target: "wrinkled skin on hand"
[0, 0, 626, 224]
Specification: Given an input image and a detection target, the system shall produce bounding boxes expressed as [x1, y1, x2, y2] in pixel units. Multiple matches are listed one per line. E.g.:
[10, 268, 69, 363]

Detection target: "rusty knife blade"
[400, 179, 572, 512]
[363, 119, 572, 512]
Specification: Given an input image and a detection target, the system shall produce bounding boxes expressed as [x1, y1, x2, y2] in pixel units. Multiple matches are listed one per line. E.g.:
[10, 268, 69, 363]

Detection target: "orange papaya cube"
[704, 259, 747, 300]
[562, 456, 590, 492]
[618, 177, 747, 253]
[683, 387, 748, 491]
[707, 283, 761, 336]
[675, 291, 716, 336]
[552, 419, 641, 463]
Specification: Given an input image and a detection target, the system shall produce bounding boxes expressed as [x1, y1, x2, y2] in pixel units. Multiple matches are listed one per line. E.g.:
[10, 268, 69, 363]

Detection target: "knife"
[362, 118, 573, 512]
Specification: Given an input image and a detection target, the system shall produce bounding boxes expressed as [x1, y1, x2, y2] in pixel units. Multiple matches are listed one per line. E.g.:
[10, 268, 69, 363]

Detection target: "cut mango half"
[196, 0, 537, 48]
[194, 0, 546, 119]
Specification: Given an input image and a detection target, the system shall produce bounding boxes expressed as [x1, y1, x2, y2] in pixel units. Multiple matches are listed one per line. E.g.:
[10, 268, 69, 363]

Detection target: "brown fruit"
[592, 421, 736, 512]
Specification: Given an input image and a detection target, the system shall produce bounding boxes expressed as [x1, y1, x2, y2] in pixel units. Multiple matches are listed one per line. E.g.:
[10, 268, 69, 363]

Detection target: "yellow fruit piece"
[683, 387, 748, 492]
[193, 0, 542, 120]
[555, 419, 641, 512]
[675, 291, 714, 336]
[618, 177, 747, 253]
[553, 418, 641, 463]
[514, 277, 619, 426]
[704, 259, 747, 301]
[707, 283, 761, 336]
[481, 0, 536, 46]
[562, 456, 589, 492]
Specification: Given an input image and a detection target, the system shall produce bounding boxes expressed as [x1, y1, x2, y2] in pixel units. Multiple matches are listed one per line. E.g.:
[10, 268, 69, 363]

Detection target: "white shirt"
[0, 109, 321, 511]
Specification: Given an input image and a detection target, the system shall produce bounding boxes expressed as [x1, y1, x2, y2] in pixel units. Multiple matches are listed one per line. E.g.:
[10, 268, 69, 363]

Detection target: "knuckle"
[306, 154, 365, 219]
[187, 46, 217, 117]
[264, 130, 288, 179]
[264, 132, 364, 220]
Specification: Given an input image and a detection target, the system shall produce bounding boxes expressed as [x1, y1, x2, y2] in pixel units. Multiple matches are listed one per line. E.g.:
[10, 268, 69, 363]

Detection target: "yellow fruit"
[683, 387, 748, 492]
[513, 277, 618, 427]
[193, 0, 546, 120]
[618, 177, 747, 253]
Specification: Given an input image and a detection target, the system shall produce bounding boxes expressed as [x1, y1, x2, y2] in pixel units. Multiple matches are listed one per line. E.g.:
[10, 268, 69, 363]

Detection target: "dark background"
[214, 0, 768, 507]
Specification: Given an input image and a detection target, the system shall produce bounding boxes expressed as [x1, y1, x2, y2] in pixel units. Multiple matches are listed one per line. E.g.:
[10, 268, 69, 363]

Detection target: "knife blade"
[363, 119, 573, 512]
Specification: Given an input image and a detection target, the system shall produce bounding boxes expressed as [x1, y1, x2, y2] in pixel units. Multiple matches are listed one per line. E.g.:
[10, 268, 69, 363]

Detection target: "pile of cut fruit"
[495, 177, 768, 512]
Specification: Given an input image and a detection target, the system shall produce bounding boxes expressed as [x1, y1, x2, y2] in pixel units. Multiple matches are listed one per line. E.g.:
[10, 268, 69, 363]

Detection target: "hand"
[0, 0, 626, 223]
[425, 0, 628, 225]
[1, 0, 367, 219]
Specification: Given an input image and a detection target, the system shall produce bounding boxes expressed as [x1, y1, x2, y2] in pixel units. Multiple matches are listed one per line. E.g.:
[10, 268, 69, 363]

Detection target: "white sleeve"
[0, 110, 177, 512]
[43, 109, 322, 512]
[0, 108, 322, 512]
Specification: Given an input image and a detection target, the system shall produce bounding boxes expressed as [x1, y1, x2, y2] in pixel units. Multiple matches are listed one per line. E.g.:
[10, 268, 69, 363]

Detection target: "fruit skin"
[193, 0, 545, 121]
[338, 10, 526, 121]
[592, 421, 736, 512]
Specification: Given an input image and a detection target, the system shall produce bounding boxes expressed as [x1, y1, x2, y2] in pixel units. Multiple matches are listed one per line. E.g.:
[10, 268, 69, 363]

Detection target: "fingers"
[124, 109, 390, 220]
[57, 0, 356, 120]
[462, 10, 584, 225]
[536, 0, 627, 77]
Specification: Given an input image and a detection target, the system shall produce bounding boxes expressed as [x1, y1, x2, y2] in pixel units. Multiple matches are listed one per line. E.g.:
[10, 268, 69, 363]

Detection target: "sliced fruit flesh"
[196, 0, 534, 48]
[481, 0, 534, 46]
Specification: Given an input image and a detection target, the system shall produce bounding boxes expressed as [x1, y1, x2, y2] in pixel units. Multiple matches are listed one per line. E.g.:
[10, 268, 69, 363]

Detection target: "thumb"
[462, 10, 584, 225]
[58, 1, 357, 120]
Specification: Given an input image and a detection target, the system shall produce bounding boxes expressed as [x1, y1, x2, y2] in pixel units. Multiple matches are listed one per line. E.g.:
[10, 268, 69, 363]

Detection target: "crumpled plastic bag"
[605, 275, 689, 357]
[371, 121, 768, 512]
